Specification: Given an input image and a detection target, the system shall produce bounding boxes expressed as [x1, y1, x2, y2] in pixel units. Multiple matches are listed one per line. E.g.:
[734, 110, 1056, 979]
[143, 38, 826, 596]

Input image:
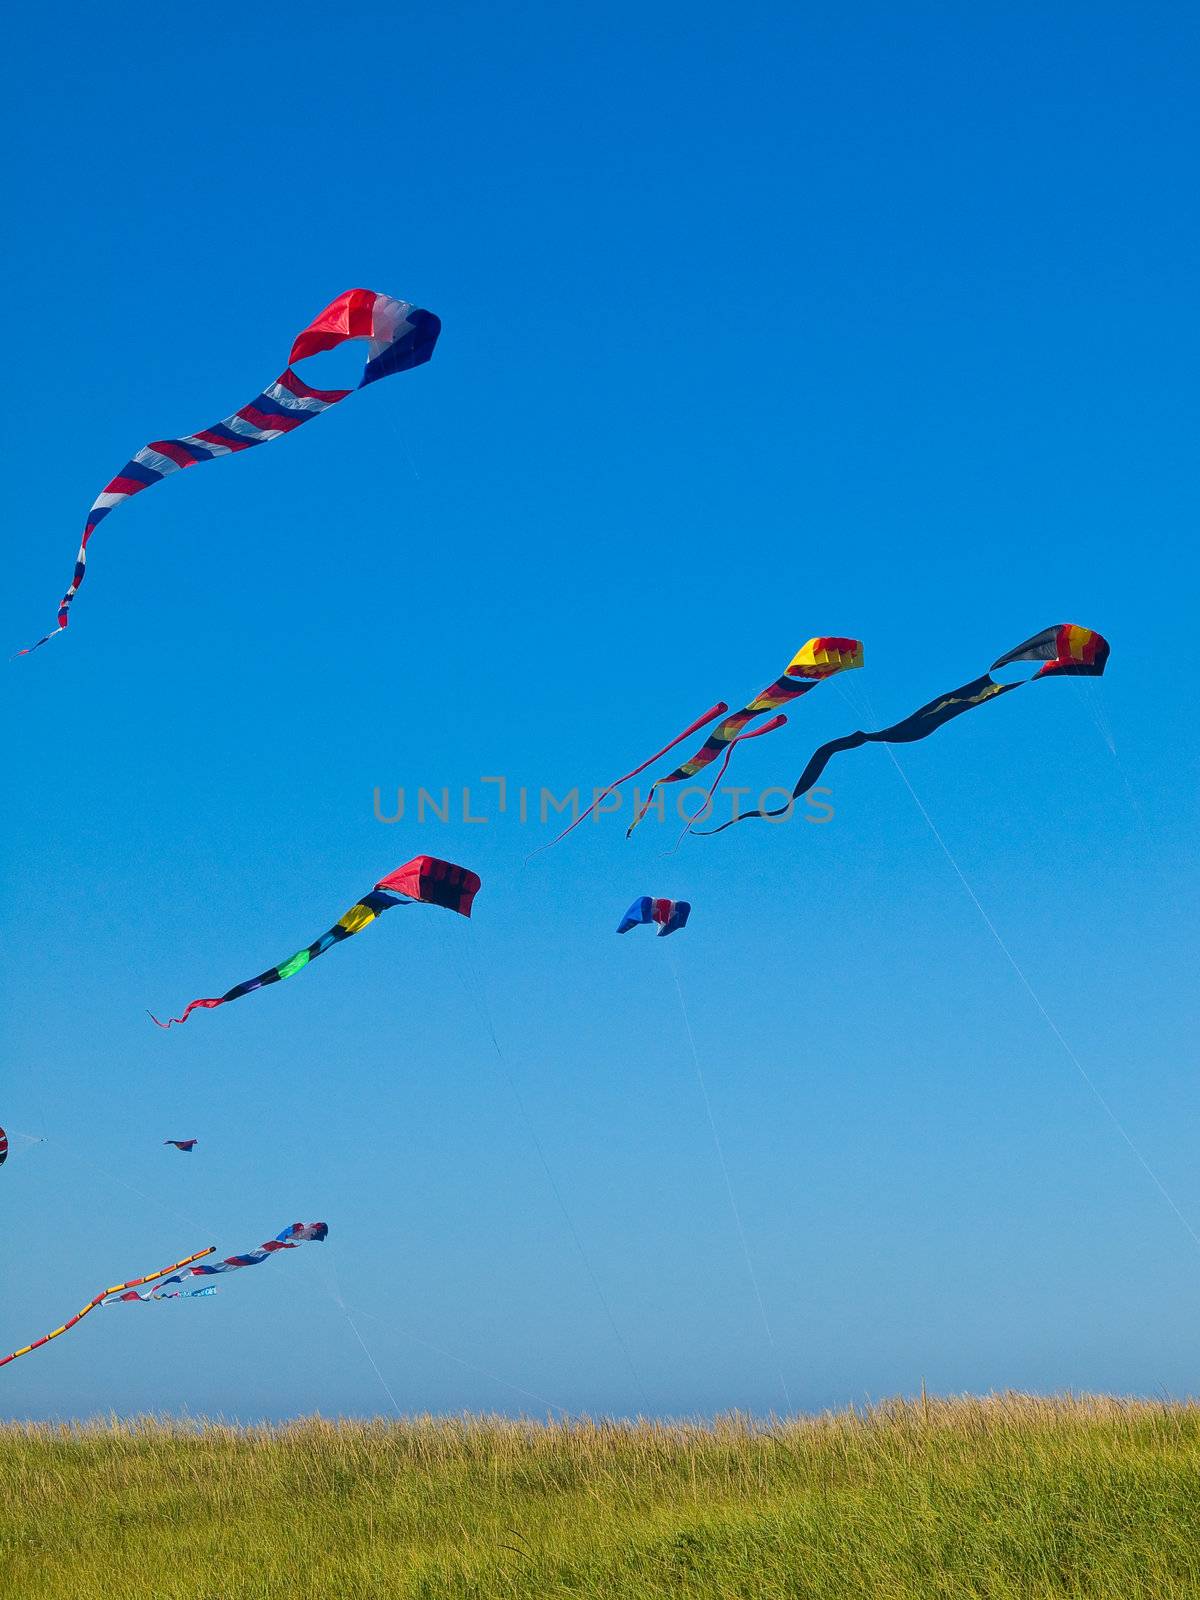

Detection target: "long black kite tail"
[694, 674, 1020, 834]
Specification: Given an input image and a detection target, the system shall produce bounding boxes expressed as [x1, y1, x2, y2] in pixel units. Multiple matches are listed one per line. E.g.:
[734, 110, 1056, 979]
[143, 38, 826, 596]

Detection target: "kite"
[164, 1139, 197, 1152]
[628, 637, 864, 837]
[617, 897, 691, 937]
[0, 1246, 214, 1368]
[542, 638, 863, 848]
[150, 856, 480, 1027]
[698, 624, 1111, 833]
[0, 1127, 6, 1168]
[105, 1223, 328, 1302]
[20, 288, 441, 654]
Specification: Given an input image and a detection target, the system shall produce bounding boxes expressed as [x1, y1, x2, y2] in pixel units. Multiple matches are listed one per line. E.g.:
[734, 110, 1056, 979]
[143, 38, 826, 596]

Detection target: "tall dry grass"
[2, 1393, 1199, 1597]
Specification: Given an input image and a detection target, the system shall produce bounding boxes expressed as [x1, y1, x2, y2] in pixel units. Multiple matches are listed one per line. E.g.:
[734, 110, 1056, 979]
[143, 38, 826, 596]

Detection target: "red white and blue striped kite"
[104, 1223, 328, 1302]
[20, 289, 440, 654]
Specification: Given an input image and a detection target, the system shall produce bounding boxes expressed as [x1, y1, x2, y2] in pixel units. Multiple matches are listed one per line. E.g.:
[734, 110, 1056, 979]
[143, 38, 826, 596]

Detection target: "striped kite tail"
[16, 526, 94, 655]
[672, 714, 790, 845]
[0, 1246, 215, 1368]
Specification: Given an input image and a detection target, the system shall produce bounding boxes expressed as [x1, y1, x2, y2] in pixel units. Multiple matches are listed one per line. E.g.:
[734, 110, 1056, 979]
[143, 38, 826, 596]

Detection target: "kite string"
[451, 919, 652, 1414]
[1070, 672, 1117, 756]
[57, 1140, 208, 1237]
[875, 739, 1200, 1255]
[3, 1132, 47, 1159]
[666, 944, 793, 1414]
[339, 1300, 573, 1420]
[1068, 676, 1146, 826]
[327, 1255, 402, 1417]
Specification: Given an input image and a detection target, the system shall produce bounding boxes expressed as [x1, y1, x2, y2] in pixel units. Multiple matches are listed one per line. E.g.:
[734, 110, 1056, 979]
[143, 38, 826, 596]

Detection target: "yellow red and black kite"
[696, 624, 1110, 834]
[545, 637, 864, 847]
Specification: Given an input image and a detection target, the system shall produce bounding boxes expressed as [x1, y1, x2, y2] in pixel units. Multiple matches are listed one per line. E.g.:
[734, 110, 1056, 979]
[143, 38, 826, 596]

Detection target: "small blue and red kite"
[618, 898, 691, 937]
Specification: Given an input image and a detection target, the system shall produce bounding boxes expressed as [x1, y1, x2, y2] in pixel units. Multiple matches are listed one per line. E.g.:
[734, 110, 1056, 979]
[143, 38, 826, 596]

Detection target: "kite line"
[827, 657, 1200, 1261]
[449, 915, 653, 1414]
[879, 741, 1200, 1255]
[666, 943, 793, 1414]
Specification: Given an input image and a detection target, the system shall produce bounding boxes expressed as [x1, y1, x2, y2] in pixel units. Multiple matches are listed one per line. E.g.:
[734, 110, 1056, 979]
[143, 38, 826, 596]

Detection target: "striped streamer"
[106, 1224, 327, 1302]
[0, 1247, 214, 1368]
[20, 289, 440, 653]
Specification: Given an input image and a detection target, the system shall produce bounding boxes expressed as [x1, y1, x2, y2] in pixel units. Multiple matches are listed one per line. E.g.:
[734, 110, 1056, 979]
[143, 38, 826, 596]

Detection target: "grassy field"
[2, 1394, 1199, 1598]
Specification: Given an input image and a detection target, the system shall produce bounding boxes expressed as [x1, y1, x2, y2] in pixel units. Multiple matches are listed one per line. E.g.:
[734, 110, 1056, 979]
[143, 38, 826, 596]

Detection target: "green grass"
[2, 1395, 1200, 1598]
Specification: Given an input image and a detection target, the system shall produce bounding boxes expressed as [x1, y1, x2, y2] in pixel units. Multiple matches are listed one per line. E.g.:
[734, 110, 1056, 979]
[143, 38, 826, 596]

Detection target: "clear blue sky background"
[3, 1, 1198, 1421]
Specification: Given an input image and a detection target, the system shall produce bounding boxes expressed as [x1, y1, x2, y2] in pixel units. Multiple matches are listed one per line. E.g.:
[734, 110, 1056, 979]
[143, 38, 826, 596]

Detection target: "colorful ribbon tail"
[692, 728, 874, 836]
[1, 1245, 214, 1367]
[147, 998, 224, 1030]
[531, 701, 729, 856]
[14, 626, 63, 658]
[672, 713, 789, 847]
[625, 782, 662, 838]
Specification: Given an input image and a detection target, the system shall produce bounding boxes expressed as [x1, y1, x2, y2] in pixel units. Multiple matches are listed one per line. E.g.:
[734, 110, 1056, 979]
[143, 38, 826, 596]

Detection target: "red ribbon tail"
[532, 701, 730, 856]
[147, 998, 222, 1029]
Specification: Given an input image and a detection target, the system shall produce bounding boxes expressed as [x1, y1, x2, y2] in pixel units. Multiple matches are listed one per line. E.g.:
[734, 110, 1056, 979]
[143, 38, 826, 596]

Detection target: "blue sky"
[2, 0, 1198, 1420]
